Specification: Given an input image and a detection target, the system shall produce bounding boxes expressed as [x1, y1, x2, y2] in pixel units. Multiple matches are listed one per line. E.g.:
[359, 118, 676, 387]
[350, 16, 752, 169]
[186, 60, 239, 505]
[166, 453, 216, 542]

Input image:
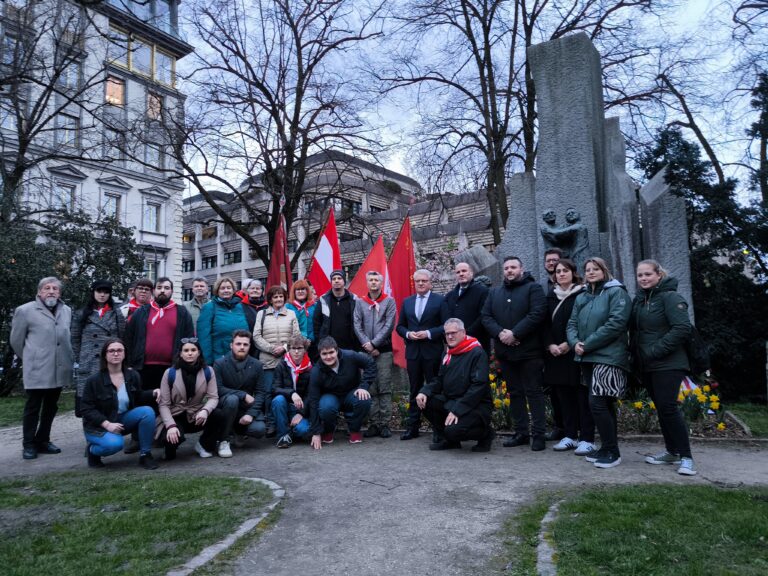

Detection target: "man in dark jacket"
[416, 318, 494, 452]
[124, 277, 195, 392]
[313, 269, 359, 351]
[443, 261, 490, 352]
[308, 337, 374, 448]
[212, 330, 266, 458]
[482, 256, 547, 450]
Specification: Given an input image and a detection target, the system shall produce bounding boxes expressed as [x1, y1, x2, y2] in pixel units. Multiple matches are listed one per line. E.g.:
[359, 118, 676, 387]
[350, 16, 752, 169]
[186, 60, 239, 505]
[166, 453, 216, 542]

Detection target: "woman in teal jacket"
[197, 277, 249, 364]
[567, 257, 631, 469]
[631, 260, 696, 476]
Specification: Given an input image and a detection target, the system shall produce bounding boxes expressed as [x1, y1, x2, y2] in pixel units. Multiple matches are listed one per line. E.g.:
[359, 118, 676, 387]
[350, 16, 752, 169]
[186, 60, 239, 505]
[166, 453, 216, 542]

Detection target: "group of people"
[10, 247, 697, 476]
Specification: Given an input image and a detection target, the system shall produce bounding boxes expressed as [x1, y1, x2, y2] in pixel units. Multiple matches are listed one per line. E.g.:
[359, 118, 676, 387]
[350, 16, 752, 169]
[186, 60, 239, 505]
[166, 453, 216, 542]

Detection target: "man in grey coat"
[10, 276, 73, 460]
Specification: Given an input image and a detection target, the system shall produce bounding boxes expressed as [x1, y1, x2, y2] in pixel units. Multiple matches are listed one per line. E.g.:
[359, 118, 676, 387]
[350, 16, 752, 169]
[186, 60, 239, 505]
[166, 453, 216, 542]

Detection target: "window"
[108, 27, 129, 66]
[155, 50, 174, 86]
[182, 259, 195, 272]
[339, 232, 356, 242]
[370, 205, 385, 214]
[145, 259, 158, 282]
[52, 182, 76, 211]
[105, 76, 125, 106]
[147, 91, 163, 120]
[201, 255, 217, 270]
[341, 199, 362, 215]
[305, 198, 328, 214]
[223, 250, 242, 265]
[56, 113, 80, 148]
[104, 128, 126, 164]
[143, 202, 161, 232]
[1, 34, 18, 66]
[182, 288, 193, 301]
[57, 61, 81, 91]
[102, 193, 121, 220]
[287, 239, 298, 252]
[155, 0, 172, 33]
[145, 142, 163, 169]
[201, 226, 217, 240]
[182, 232, 195, 243]
[131, 39, 152, 76]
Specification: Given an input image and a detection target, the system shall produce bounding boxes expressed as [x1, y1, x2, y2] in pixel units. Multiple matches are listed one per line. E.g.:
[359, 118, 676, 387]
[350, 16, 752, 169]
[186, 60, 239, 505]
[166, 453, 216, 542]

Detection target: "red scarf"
[442, 336, 482, 365]
[291, 299, 316, 317]
[127, 298, 141, 312]
[95, 303, 111, 318]
[150, 299, 176, 325]
[361, 292, 387, 310]
[284, 353, 312, 389]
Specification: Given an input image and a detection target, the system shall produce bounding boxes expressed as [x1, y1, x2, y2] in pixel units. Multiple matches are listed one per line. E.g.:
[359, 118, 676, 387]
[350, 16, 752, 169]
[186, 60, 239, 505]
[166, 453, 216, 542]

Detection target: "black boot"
[87, 448, 104, 468]
[471, 429, 496, 453]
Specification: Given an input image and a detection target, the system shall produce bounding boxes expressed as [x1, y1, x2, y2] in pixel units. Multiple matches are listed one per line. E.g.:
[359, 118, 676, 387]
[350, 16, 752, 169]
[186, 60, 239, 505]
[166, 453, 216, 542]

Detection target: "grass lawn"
[500, 485, 768, 576]
[0, 472, 274, 576]
[729, 402, 768, 437]
[0, 391, 75, 427]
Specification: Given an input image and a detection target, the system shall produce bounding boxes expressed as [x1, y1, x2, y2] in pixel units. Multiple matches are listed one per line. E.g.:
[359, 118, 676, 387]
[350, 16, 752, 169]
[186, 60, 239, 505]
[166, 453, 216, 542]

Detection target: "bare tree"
[152, 0, 388, 268]
[375, 0, 674, 244]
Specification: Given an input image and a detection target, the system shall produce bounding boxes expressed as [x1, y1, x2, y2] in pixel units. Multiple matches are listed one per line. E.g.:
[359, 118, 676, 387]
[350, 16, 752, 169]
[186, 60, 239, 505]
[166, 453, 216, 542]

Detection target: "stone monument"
[499, 32, 693, 311]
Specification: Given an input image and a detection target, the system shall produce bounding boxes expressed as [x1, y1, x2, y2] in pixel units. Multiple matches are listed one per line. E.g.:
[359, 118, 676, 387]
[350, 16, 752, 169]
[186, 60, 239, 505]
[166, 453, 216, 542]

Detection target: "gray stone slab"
[454, 245, 499, 285]
[499, 172, 541, 280]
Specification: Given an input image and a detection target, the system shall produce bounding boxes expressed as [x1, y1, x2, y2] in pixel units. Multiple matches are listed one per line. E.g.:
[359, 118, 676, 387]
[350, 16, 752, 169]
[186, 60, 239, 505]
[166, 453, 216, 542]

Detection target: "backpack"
[686, 325, 711, 376]
[168, 365, 213, 386]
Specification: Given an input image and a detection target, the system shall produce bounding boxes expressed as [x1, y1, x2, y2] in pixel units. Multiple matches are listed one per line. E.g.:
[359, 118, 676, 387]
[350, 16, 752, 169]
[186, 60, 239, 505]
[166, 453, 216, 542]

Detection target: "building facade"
[0, 0, 193, 294]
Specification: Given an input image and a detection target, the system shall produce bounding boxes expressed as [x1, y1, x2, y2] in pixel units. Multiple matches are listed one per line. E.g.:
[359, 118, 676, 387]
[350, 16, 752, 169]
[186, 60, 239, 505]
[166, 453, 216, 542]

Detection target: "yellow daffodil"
[490, 382, 497, 391]
[489, 374, 496, 382]
[682, 388, 691, 396]
[493, 398, 502, 409]
[633, 401, 643, 410]
[405, 403, 410, 410]
[677, 393, 684, 402]
[703, 385, 711, 393]
[717, 422, 726, 431]
[710, 401, 720, 410]
[503, 398, 510, 407]
[649, 401, 656, 410]
[709, 394, 719, 402]
[697, 395, 706, 404]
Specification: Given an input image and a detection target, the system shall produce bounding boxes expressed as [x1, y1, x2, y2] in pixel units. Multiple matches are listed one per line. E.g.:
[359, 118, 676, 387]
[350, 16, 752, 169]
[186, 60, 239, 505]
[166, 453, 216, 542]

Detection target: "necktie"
[416, 295, 425, 321]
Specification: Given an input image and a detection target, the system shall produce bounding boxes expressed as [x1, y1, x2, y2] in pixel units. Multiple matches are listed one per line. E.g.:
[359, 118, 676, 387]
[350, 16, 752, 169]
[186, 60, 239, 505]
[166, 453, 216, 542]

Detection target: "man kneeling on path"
[212, 330, 266, 457]
[309, 337, 374, 449]
[415, 318, 494, 452]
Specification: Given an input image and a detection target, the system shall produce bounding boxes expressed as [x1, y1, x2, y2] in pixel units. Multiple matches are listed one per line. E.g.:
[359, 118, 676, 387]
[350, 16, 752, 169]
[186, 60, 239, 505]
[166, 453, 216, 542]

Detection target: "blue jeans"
[271, 395, 311, 438]
[84, 406, 155, 457]
[318, 391, 371, 434]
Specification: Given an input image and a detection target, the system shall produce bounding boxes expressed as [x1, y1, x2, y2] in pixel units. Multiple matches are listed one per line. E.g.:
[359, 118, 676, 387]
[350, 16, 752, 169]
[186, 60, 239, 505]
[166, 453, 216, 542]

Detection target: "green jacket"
[567, 279, 631, 371]
[631, 276, 691, 373]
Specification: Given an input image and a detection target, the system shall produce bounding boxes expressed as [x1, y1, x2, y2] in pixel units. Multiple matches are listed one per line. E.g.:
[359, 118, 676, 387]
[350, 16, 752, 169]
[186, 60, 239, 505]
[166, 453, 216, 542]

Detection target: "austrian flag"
[307, 209, 342, 296]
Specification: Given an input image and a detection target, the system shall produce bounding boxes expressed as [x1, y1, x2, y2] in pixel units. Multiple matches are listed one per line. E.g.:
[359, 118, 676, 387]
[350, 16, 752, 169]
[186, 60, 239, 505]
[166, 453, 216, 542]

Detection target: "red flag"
[349, 237, 392, 299]
[267, 214, 293, 292]
[387, 216, 417, 368]
[306, 209, 342, 296]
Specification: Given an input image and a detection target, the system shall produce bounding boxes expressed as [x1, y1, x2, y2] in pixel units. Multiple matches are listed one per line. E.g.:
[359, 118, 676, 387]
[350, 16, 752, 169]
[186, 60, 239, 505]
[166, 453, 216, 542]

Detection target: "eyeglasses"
[181, 337, 199, 344]
[106, 348, 125, 354]
[444, 331, 464, 337]
[135, 286, 151, 292]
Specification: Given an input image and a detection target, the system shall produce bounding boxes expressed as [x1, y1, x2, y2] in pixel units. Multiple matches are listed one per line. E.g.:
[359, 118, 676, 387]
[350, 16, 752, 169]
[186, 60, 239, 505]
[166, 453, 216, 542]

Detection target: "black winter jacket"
[420, 346, 492, 421]
[213, 353, 266, 421]
[443, 280, 490, 350]
[482, 273, 547, 361]
[313, 290, 359, 350]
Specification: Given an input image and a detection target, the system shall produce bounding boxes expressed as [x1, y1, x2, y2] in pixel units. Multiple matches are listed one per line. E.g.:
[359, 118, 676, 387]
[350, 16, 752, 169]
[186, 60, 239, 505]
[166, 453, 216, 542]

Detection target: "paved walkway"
[2, 414, 766, 576]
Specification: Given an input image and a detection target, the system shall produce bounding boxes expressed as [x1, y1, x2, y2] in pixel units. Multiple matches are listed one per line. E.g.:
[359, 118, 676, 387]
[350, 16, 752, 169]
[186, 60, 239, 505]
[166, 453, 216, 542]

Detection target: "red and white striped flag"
[307, 209, 342, 296]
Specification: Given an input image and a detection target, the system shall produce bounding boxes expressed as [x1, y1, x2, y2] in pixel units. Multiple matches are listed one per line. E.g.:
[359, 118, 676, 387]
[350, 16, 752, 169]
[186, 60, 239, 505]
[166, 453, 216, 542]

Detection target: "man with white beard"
[11, 276, 73, 460]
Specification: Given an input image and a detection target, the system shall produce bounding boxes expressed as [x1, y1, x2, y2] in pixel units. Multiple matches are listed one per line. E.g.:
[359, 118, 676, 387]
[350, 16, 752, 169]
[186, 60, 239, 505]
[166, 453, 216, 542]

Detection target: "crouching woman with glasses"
[80, 339, 158, 469]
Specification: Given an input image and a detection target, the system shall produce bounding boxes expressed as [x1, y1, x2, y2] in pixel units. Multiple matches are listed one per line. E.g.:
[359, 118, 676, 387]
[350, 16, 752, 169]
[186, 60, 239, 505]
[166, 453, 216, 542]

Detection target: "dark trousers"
[139, 364, 168, 413]
[22, 388, 62, 449]
[500, 358, 546, 437]
[644, 369, 692, 458]
[590, 394, 619, 456]
[162, 411, 227, 454]
[423, 396, 489, 443]
[215, 394, 266, 439]
[546, 384, 564, 432]
[556, 385, 595, 442]
[405, 357, 440, 431]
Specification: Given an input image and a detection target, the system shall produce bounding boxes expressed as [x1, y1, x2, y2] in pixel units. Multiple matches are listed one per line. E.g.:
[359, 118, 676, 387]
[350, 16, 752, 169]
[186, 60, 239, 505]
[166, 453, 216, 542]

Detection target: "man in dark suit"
[443, 261, 490, 352]
[396, 269, 446, 440]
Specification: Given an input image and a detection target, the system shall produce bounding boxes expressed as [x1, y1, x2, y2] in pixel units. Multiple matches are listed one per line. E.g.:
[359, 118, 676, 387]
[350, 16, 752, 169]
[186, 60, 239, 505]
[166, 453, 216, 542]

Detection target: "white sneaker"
[574, 441, 596, 456]
[553, 437, 578, 451]
[217, 440, 233, 458]
[677, 457, 697, 476]
[194, 441, 213, 459]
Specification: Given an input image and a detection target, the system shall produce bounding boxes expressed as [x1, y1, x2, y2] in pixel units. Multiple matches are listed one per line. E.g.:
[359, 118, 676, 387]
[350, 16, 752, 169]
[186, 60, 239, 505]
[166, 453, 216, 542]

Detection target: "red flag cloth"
[348, 237, 392, 300]
[267, 214, 293, 292]
[387, 217, 417, 368]
[307, 209, 341, 296]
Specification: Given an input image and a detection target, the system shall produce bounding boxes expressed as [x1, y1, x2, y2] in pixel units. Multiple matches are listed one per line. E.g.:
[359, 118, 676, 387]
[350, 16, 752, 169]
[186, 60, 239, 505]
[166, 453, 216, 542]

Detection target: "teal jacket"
[567, 279, 631, 371]
[631, 276, 691, 373]
[197, 296, 249, 364]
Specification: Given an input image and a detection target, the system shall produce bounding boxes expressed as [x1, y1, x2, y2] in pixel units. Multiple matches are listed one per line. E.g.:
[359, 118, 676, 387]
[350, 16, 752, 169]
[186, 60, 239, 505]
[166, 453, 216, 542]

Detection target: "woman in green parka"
[567, 257, 631, 469]
[632, 259, 696, 476]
